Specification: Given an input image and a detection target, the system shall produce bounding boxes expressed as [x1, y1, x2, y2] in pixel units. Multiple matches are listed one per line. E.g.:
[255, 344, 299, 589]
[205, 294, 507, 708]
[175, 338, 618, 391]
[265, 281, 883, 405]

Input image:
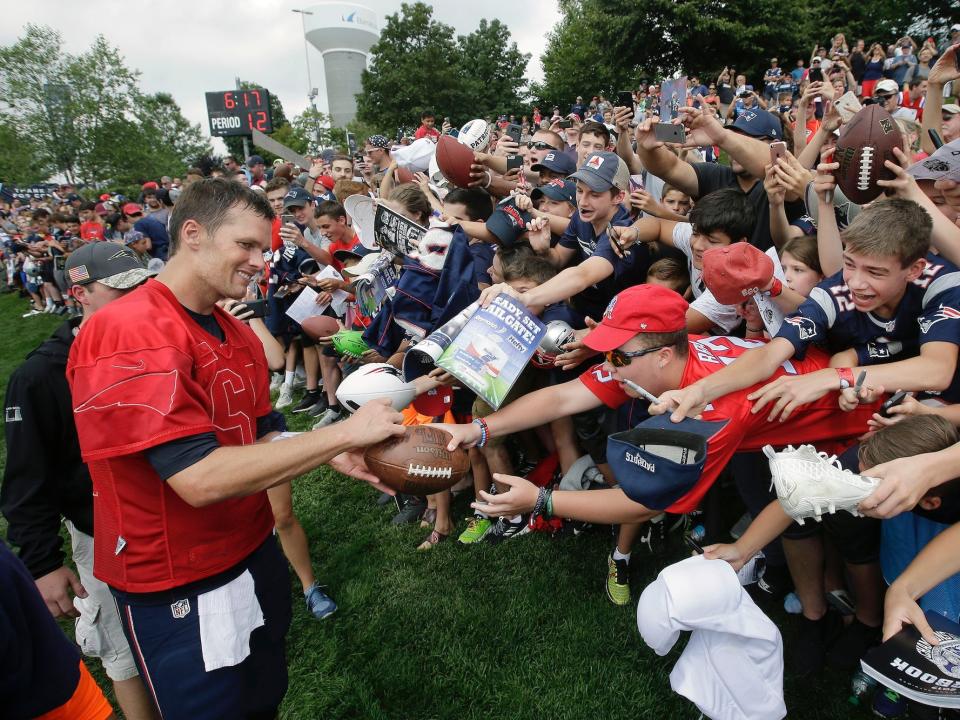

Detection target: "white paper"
[285, 286, 328, 323]
[908, 138, 960, 182]
[316, 265, 350, 315]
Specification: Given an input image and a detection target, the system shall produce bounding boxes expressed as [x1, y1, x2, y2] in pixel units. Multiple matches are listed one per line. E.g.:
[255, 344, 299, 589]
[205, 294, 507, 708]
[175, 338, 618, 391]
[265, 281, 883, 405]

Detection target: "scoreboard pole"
[236, 76, 251, 162]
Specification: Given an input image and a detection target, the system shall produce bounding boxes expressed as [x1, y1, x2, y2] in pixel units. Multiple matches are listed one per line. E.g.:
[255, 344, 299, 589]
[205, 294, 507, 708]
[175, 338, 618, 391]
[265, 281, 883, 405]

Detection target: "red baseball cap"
[142, 181, 159, 190]
[122, 203, 143, 216]
[413, 385, 453, 417]
[317, 175, 335, 191]
[583, 285, 689, 352]
[701, 244, 773, 305]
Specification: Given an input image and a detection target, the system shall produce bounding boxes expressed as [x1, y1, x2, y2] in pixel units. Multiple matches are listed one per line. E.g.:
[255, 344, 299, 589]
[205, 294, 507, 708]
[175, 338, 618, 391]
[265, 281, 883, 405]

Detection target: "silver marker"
[621, 379, 659, 403]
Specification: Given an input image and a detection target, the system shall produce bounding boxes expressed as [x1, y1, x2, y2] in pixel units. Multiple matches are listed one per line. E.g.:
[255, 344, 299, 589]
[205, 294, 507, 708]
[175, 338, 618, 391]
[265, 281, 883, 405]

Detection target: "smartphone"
[505, 124, 522, 144]
[616, 90, 634, 109]
[879, 390, 909, 418]
[506, 155, 523, 170]
[237, 298, 269, 318]
[280, 213, 295, 226]
[273, 284, 292, 299]
[929, 129, 945, 150]
[769, 141, 787, 164]
[629, 174, 645, 192]
[653, 123, 686, 144]
[684, 535, 704, 555]
[558, 119, 573, 129]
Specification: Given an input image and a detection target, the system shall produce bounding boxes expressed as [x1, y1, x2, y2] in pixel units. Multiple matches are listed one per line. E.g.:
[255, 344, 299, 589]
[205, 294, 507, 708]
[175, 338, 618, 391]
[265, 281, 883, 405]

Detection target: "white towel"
[197, 569, 265, 672]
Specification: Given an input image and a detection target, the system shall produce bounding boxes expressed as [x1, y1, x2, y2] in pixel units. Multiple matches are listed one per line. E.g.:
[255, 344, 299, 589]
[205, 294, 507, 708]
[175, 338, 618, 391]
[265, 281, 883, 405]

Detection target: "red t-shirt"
[79, 221, 105, 241]
[414, 125, 440, 141]
[579, 335, 880, 514]
[67, 279, 274, 592]
[327, 231, 358, 273]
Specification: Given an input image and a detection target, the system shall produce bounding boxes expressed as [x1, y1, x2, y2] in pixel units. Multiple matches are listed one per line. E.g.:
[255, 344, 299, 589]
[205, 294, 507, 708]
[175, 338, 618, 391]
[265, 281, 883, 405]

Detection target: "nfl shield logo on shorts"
[171, 598, 191, 619]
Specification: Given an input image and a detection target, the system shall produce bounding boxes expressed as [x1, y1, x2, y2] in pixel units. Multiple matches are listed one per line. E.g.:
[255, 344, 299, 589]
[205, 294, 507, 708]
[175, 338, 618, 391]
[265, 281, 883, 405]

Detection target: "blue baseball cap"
[607, 414, 728, 510]
[333, 243, 373, 263]
[283, 186, 313, 208]
[532, 178, 577, 206]
[731, 109, 782, 140]
[570, 152, 627, 192]
[485, 196, 532, 247]
[531, 151, 576, 176]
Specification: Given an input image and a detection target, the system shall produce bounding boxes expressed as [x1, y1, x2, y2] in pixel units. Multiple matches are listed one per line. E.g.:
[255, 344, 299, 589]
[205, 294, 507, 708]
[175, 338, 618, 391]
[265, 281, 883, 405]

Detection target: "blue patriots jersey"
[776, 254, 960, 370]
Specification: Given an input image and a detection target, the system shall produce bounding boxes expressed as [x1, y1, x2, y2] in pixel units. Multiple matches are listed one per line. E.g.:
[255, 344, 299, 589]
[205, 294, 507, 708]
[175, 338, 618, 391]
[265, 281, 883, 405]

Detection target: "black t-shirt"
[717, 83, 735, 105]
[692, 162, 805, 252]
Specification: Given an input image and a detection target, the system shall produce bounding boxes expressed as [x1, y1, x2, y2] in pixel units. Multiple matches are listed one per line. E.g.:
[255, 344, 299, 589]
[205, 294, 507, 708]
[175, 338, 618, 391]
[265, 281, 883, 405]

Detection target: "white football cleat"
[763, 444, 879, 524]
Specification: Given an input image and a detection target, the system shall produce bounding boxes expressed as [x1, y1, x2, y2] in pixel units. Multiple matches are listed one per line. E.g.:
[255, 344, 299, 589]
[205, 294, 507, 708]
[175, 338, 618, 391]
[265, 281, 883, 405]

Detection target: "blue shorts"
[112, 536, 292, 720]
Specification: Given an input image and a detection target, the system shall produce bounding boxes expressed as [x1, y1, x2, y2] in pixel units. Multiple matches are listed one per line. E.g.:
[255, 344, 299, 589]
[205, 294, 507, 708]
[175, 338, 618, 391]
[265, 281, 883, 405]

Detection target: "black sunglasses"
[605, 344, 668, 368]
[526, 140, 553, 150]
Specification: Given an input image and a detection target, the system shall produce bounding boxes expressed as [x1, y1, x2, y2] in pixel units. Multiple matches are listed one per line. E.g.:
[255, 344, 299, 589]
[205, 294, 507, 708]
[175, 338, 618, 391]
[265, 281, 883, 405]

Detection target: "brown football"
[435, 135, 475, 188]
[833, 104, 903, 205]
[301, 315, 340, 340]
[364, 426, 469, 496]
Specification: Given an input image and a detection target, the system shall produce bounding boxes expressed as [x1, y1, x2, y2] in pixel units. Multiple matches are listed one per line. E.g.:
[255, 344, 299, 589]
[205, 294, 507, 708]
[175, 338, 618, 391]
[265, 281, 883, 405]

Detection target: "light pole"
[292, 8, 322, 153]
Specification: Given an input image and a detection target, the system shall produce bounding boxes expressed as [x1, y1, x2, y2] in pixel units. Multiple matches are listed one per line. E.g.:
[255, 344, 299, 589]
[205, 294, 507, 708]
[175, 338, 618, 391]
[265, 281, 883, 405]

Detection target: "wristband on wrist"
[544, 489, 554, 519]
[836, 367, 855, 389]
[473, 418, 489, 447]
[766, 277, 783, 298]
[745, 325, 764, 333]
[532, 487, 547, 519]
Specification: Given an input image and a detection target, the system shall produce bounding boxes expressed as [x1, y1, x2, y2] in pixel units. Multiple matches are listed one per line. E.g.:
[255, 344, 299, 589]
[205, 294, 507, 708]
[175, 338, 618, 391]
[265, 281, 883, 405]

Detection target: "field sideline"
[0, 289, 861, 719]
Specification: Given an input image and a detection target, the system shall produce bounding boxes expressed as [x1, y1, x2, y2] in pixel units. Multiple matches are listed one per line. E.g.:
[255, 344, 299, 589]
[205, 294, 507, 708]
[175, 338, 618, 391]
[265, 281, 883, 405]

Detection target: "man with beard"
[632, 106, 803, 252]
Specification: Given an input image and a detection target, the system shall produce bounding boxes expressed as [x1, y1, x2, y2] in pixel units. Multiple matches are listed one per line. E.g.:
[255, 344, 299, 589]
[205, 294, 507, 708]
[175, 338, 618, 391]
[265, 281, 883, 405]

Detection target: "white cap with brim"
[943, 104, 960, 116]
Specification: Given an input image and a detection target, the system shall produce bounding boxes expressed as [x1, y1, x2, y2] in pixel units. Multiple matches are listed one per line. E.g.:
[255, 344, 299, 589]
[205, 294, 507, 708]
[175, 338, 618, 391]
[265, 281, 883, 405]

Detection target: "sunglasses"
[605, 344, 668, 367]
[526, 140, 553, 150]
[874, 93, 895, 101]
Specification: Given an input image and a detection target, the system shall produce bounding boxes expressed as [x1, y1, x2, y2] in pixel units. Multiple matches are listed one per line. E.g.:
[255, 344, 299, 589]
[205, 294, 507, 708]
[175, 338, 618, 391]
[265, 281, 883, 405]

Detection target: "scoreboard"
[205, 88, 273, 137]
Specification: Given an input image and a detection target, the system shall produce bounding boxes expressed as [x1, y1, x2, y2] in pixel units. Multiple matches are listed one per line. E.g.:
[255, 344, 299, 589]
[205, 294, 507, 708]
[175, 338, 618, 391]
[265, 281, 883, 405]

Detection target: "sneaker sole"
[310, 606, 337, 620]
[291, 402, 321, 414]
[458, 526, 492, 544]
[488, 524, 530, 543]
[605, 581, 631, 606]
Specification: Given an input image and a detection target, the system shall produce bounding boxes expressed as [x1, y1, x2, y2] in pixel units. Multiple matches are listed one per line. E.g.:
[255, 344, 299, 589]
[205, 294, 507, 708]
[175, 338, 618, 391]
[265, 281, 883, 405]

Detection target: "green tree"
[0, 119, 48, 184]
[536, 0, 812, 106]
[0, 25, 210, 188]
[456, 19, 530, 120]
[357, 3, 461, 131]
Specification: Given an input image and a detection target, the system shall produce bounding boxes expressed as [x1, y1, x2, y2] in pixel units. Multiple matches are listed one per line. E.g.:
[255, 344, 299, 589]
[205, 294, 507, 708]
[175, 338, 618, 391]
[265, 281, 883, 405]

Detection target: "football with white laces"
[763, 444, 879, 524]
[833, 104, 903, 205]
[364, 425, 470, 495]
[335, 363, 416, 412]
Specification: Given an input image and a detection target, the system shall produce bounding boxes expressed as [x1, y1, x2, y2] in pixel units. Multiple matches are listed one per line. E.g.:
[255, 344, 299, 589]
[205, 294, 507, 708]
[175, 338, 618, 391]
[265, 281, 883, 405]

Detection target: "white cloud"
[0, 1, 560, 154]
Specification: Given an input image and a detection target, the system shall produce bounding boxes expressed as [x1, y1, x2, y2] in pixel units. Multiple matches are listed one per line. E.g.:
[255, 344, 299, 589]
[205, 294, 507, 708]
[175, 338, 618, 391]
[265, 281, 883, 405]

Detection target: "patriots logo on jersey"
[919, 305, 960, 334]
[867, 340, 902, 359]
[783, 315, 818, 340]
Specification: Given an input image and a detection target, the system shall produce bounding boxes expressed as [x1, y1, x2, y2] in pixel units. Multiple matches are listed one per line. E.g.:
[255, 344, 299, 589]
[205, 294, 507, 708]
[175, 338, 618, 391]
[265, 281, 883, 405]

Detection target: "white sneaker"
[22, 309, 42, 317]
[311, 408, 342, 429]
[269, 373, 283, 392]
[763, 444, 879, 524]
[275, 383, 294, 410]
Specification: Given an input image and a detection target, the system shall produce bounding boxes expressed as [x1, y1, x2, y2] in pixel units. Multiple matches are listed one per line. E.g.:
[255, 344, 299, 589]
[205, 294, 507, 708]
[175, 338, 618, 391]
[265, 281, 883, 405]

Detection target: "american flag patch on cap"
[68, 265, 90, 283]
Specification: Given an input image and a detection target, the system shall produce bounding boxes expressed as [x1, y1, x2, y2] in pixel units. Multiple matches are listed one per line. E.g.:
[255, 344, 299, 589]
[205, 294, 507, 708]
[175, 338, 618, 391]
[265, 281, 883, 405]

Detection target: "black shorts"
[111, 536, 292, 720]
[573, 405, 616, 465]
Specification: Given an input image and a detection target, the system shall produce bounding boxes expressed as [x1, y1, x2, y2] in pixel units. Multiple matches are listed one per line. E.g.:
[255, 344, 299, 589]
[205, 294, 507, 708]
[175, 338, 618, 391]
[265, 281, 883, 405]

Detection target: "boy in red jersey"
[438, 284, 878, 597]
[67, 179, 404, 720]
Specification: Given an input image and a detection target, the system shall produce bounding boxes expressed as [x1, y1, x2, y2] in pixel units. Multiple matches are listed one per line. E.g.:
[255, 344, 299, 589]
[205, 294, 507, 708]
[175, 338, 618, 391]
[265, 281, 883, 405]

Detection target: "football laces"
[857, 147, 874, 191]
[407, 464, 452, 479]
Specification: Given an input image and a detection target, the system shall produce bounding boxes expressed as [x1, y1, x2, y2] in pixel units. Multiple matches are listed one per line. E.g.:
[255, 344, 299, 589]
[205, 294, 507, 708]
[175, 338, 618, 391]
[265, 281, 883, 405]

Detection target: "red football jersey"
[580, 335, 880, 514]
[67, 279, 274, 592]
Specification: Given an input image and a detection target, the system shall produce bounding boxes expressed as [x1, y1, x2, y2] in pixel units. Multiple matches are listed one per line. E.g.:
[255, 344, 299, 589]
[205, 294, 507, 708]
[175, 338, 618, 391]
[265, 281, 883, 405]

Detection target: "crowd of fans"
[4, 23, 960, 720]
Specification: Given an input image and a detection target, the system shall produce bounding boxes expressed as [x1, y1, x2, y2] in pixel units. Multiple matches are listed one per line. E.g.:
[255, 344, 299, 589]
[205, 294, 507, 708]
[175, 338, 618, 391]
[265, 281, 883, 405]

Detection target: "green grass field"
[0, 289, 864, 719]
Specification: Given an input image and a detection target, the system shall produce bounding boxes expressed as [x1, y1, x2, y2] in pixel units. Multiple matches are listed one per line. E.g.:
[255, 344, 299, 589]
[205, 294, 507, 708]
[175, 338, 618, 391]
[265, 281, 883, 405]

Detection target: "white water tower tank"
[303, 3, 380, 128]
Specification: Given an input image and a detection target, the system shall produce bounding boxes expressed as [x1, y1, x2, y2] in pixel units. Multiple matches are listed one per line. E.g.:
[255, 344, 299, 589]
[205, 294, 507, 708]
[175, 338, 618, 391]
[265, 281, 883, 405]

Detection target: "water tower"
[302, 3, 379, 128]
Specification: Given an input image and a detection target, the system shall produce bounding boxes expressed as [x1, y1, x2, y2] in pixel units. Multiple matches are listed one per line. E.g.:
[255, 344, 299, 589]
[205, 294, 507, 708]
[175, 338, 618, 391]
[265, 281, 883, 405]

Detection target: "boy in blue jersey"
[480, 151, 686, 321]
[657, 196, 960, 673]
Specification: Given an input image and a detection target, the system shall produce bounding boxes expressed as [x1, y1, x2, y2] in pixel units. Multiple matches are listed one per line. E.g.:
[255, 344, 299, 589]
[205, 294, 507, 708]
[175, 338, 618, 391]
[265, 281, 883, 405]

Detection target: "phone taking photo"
[558, 119, 573, 129]
[769, 141, 787, 164]
[280, 213, 295, 226]
[653, 123, 686, 144]
[616, 90, 634, 109]
[236, 298, 269, 319]
[505, 124, 522, 144]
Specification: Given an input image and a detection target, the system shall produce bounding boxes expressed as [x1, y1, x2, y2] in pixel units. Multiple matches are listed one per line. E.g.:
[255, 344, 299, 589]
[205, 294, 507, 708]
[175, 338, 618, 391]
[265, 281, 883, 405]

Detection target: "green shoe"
[458, 516, 492, 544]
[605, 552, 631, 606]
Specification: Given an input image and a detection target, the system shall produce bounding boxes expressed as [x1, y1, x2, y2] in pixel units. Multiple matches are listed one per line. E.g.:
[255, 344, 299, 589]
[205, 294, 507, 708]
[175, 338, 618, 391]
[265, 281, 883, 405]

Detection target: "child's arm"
[608, 214, 679, 257]
[811, 150, 843, 276]
[766, 164, 803, 251]
[884, 521, 960, 643]
[703, 499, 793, 569]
